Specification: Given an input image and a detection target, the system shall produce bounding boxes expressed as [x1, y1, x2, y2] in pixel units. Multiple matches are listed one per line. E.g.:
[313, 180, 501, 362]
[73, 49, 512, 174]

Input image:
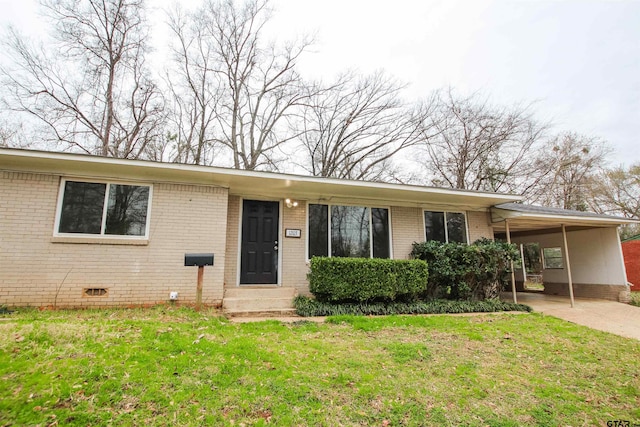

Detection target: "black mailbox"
[184, 253, 214, 267]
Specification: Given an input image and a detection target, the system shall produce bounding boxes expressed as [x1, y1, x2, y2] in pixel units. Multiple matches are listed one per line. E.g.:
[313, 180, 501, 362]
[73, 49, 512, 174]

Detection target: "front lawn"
[1, 307, 638, 426]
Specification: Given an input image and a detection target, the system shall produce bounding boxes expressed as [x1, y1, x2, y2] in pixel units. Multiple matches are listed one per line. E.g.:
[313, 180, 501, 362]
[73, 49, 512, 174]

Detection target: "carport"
[491, 203, 638, 306]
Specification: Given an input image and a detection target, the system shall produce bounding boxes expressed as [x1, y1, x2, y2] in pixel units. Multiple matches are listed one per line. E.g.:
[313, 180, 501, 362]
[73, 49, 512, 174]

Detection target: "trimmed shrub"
[308, 257, 429, 303]
[410, 238, 519, 301]
[294, 295, 532, 317]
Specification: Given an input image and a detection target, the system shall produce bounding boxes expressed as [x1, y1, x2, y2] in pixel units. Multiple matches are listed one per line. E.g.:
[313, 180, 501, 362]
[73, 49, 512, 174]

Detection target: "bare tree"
[418, 88, 548, 193]
[527, 132, 610, 210]
[162, 4, 223, 165]
[163, 0, 312, 170]
[0, 119, 26, 148]
[1, 0, 163, 158]
[592, 163, 640, 239]
[295, 71, 431, 181]
[592, 163, 640, 218]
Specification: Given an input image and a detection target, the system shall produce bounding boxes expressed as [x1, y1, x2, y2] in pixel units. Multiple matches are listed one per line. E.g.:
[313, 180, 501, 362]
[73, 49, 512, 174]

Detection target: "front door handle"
[274, 245, 278, 251]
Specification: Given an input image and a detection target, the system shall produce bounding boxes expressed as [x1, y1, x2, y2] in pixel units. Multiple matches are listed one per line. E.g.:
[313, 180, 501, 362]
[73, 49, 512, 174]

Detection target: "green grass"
[630, 292, 640, 307]
[1, 307, 639, 426]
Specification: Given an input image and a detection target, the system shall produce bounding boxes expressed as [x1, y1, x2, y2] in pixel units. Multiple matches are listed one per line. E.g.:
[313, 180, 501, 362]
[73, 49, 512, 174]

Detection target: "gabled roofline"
[0, 148, 521, 209]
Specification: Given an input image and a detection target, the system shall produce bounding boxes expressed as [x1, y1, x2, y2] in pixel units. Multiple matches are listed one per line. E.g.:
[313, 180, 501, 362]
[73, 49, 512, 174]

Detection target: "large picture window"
[308, 204, 390, 259]
[56, 180, 151, 237]
[424, 211, 468, 244]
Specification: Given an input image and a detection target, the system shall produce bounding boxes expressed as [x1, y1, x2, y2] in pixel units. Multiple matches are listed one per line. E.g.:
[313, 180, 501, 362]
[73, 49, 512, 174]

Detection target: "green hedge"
[308, 257, 429, 303]
[410, 238, 519, 301]
[294, 296, 532, 317]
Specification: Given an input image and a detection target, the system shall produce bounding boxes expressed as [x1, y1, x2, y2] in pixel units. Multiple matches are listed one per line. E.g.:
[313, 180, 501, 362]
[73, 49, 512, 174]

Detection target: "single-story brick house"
[622, 234, 640, 292]
[0, 148, 636, 312]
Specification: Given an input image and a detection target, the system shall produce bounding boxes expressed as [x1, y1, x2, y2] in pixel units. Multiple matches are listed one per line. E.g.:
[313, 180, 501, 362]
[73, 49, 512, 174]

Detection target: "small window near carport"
[542, 247, 564, 269]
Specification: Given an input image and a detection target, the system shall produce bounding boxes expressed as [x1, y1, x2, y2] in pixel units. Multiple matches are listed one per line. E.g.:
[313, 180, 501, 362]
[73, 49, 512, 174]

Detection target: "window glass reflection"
[105, 185, 149, 236]
[58, 181, 106, 234]
[331, 206, 370, 258]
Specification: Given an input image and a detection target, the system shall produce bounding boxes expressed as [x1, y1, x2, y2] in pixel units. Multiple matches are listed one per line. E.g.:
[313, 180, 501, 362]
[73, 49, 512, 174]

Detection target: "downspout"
[505, 219, 517, 304]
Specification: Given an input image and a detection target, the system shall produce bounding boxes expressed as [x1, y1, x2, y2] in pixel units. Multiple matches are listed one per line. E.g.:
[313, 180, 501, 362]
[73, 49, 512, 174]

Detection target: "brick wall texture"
[0, 172, 228, 308]
[281, 202, 307, 295]
[223, 195, 241, 287]
[622, 240, 640, 291]
[466, 211, 494, 243]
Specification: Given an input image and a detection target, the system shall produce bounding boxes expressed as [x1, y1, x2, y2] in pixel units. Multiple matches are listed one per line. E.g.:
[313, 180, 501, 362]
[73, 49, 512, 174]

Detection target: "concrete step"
[227, 309, 299, 318]
[223, 287, 297, 315]
[223, 296, 295, 311]
[224, 287, 296, 299]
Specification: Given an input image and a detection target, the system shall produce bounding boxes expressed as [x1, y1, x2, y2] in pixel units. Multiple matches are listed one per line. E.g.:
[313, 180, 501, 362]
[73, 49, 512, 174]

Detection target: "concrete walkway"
[229, 293, 640, 341]
[503, 292, 640, 340]
[229, 315, 326, 324]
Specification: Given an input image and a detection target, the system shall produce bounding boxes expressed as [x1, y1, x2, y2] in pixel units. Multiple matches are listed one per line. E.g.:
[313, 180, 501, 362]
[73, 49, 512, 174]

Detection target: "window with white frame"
[424, 211, 468, 244]
[542, 247, 564, 269]
[56, 180, 151, 237]
[308, 204, 390, 259]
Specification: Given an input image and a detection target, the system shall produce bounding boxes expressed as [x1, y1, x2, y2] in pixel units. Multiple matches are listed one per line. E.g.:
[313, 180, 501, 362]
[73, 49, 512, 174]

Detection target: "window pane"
[308, 204, 328, 258]
[58, 181, 106, 234]
[542, 247, 564, 269]
[372, 208, 390, 258]
[424, 211, 446, 243]
[331, 206, 370, 257]
[105, 185, 149, 236]
[446, 212, 467, 243]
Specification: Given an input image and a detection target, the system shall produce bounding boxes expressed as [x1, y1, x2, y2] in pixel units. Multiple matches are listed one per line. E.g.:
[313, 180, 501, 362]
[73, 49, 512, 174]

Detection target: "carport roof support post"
[561, 224, 576, 308]
[519, 243, 527, 283]
[505, 219, 517, 304]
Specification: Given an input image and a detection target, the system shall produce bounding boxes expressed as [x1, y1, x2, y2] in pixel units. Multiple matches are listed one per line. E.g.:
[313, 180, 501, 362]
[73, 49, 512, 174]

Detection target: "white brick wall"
[0, 172, 228, 308]
[391, 206, 424, 259]
[281, 202, 307, 295]
[467, 210, 494, 243]
[224, 195, 240, 287]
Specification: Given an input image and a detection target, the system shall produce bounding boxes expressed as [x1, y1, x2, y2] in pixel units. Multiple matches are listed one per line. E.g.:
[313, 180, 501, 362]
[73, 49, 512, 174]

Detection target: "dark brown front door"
[240, 200, 279, 284]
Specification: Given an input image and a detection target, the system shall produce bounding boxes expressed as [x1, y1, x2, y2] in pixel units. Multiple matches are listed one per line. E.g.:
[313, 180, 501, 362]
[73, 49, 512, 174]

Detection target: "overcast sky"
[2, 0, 639, 167]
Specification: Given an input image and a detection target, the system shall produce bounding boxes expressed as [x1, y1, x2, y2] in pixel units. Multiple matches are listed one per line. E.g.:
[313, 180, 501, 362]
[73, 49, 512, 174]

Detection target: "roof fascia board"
[0, 148, 521, 208]
[491, 207, 639, 226]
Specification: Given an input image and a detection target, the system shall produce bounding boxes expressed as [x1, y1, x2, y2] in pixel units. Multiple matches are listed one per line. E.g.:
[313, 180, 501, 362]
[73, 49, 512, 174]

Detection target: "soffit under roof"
[0, 148, 520, 210]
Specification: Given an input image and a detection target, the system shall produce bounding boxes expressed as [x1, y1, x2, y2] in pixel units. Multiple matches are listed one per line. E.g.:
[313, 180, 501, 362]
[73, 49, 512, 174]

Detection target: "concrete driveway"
[504, 292, 640, 340]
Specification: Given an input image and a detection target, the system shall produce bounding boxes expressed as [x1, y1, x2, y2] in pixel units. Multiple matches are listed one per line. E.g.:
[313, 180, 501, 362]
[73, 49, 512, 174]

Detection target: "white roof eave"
[491, 207, 639, 228]
[0, 148, 521, 210]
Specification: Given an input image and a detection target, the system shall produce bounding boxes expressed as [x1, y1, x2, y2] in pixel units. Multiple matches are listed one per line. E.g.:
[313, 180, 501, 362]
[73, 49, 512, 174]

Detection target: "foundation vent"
[84, 288, 108, 297]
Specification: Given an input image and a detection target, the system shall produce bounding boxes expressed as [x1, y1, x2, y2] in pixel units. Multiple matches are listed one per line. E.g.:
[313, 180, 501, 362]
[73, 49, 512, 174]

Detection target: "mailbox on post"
[184, 253, 214, 267]
[184, 253, 214, 310]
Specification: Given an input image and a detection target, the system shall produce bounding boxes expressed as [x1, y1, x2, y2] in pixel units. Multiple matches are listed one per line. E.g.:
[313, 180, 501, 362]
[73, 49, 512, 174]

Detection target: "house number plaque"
[285, 229, 301, 238]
